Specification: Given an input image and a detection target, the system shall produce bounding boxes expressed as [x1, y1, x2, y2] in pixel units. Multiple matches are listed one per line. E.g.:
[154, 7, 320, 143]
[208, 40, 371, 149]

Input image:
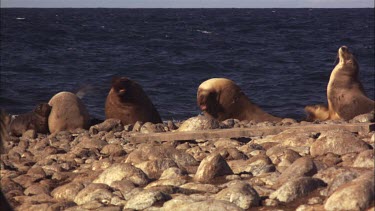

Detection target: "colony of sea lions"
[2, 46, 374, 137]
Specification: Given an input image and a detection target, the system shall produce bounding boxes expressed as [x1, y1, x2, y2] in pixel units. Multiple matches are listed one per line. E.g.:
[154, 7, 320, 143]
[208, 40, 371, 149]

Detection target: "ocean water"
[1, 8, 374, 121]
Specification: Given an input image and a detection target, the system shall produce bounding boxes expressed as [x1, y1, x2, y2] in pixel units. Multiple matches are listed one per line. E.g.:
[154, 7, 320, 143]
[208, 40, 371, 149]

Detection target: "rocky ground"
[1, 113, 374, 211]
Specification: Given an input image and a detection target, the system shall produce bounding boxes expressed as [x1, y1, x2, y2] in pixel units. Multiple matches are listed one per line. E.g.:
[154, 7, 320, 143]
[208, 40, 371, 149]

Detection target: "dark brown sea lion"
[48, 91, 90, 133]
[105, 77, 162, 125]
[8, 103, 51, 136]
[197, 78, 281, 122]
[327, 46, 375, 120]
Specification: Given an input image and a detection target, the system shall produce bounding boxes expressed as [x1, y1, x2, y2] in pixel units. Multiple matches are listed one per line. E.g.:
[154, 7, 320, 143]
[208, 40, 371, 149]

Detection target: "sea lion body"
[327, 46, 374, 120]
[9, 103, 51, 136]
[304, 104, 340, 121]
[105, 77, 162, 125]
[197, 78, 281, 122]
[48, 91, 90, 133]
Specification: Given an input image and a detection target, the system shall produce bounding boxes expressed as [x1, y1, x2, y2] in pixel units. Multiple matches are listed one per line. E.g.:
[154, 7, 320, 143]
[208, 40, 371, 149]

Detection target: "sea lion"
[105, 77, 162, 125]
[197, 78, 281, 122]
[48, 91, 90, 133]
[327, 46, 375, 120]
[304, 104, 339, 121]
[8, 103, 51, 136]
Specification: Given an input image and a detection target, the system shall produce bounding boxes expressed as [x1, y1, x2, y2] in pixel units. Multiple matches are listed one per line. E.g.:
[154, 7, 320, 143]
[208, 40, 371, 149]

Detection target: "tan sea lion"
[105, 77, 162, 125]
[327, 46, 375, 120]
[304, 104, 339, 121]
[48, 91, 90, 133]
[9, 103, 51, 136]
[197, 78, 281, 122]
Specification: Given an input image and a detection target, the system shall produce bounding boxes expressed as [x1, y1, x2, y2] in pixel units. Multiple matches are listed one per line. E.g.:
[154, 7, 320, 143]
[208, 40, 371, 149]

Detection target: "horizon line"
[1, 7, 374, 9]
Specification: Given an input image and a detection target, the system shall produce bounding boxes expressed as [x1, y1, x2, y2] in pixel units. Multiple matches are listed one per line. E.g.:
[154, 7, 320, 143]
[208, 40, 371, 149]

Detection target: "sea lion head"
[111, 77, 144, 103]
[34, 103, 52, 117]
[337, 46, 359, 74]
[304, 104, 330, 121]
[197, 78, 242, 119]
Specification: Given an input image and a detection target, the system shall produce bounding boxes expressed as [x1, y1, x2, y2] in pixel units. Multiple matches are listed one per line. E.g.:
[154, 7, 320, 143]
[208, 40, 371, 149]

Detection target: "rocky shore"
[1, 113, 374, 211]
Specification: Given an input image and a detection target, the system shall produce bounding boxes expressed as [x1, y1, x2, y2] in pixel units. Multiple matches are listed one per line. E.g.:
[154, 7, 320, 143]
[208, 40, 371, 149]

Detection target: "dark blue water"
[1, 8, 374, 121]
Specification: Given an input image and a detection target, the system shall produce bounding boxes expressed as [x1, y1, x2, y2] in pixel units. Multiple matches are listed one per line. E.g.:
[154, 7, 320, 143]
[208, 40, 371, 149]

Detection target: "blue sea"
[1, 8, 374, 121]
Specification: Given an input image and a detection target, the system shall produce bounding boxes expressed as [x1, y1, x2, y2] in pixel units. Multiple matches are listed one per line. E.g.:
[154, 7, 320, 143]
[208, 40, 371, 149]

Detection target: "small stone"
[263, 198, 279, 207]
[214, 181, 260, 209]
[51, 182, 84, 201]
[352, 149, 374, 168]
[74, 183, 113, 205]
[140, 122, 166, 133]
[125, 190, 169, 210]
[132, 121, 144, 132]
[93, 163, 149, 186]
[135, 159, 178, 179]
[180, 183, 220, 193]
[89, 118, 123, 134]
[21, 130, 37, 139]
[177, 115, 220, 132]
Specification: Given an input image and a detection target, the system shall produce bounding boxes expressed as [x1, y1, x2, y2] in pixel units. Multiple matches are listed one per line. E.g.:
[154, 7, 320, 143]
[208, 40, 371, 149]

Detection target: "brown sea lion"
[9, 103, 51, 136]
[197, 78, 281, 122]
[327, 46, 375, 120]
[105, 77, 162, 125]
[304, 104, 339, 121]
[48, 91, 90, 133]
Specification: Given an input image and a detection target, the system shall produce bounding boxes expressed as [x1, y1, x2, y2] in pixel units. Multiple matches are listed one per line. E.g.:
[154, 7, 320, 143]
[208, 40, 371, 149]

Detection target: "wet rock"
[89, 118, 123, 134]
[135, 159, 178, 179]
[325, 172, 374, 211]
[74, 183, 113, 205]
[270, 177, 326, 203]
[275, 157, 317, 188]
[310, 130, 370, 156]
[352, 149, 374, 168]
[124, 190, 169, 210]
[51, 182, 84, 201]
[194, 153, 233, 183]
[214, 181, 260, 209]
[140, 122, 166, 133]
[93, 163, 149, 186]
[177, 115, 220, 131]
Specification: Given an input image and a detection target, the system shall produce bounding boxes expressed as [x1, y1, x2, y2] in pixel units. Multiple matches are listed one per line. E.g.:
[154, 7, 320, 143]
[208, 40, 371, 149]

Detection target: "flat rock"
[93, 163, 149, 186]
[180, 182, 220, 194]
[51, 182, 84, 201]
[325, 172, 374, 211]
[74, 183, 113, 205]
[310, 130, 370, 157]
[124, 190, 168, 210]
[270, 177, 326, 203]
[194, 153, 233, 183]
[214, 181, 260, 209]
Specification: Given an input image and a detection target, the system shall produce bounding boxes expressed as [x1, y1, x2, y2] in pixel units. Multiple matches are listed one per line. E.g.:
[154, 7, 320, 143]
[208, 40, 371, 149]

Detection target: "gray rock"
[124, 190, 169, 210]
[194, 153, 233, 183]
[352, 149, 374, 168]
[325, 172, 374, 211]
[74, 183, 113, 205]
[51, 182, 84, 201]
[214, 181, 260, 209]
[177, 115, 220, 132]
[310, 130, 370, 156]
[275, 157, 317, 188]
[93, 163, 149, 186]
[270, 177, 326, 203]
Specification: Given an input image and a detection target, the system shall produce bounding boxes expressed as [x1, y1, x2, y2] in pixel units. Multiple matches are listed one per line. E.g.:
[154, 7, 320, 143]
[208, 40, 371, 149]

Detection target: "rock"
[132, 121, 143, 132]
[74, 183, 113, 205]
[159, 167, 187, 180]
[162, 196, 242, 211]
[270, 177, 326, 203]
[227, 154, 274, 176]
[310, 130, 370, 156]
[215, 147, 247, 160]
[296, 204, 325, 211]
[350, 111, 375, 123]
[100, 144, 126, 157]
[124, 190, 169, 210]
[21, 130, 37, 140]
[194, 153, 233, 183]
[274, 129, 317, 148]
[24, 183, 50, 196]
[89, 118, 123, 134]
[326, 171, 358, 196]
[213, 138, 243, 149]
[214, 181, 260, 209]
[274, 157, 317, 188]
[180, 183, 220, 194]
[140, 122, 166, 133]
[93, 163, 149, 186]
[110, 180, 136, 197]
[352, 150, 374, 168]
[266, 145, 301, 172]
[177, 115, 220, 131]
[51, 182, 84, 201]
[135, 159, 178, 179]
[325, 172, 374, 211]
